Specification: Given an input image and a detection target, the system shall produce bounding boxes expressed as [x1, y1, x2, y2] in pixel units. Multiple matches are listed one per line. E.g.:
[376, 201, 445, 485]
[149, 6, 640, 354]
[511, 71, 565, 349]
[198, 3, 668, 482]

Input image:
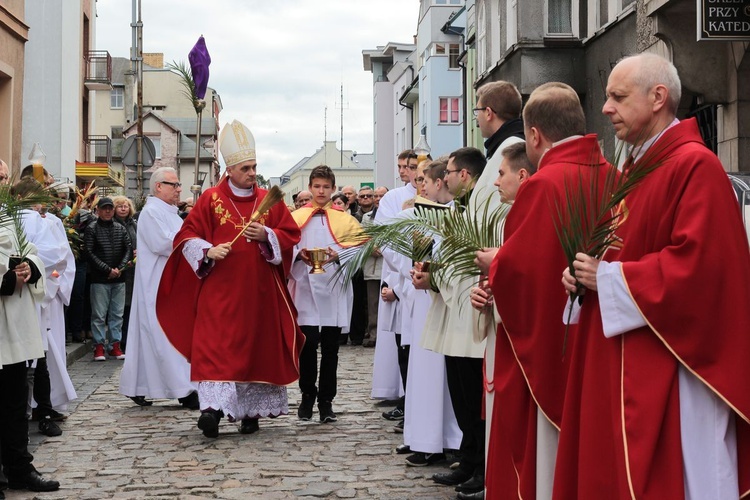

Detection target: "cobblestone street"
[16, 344, 456, 499]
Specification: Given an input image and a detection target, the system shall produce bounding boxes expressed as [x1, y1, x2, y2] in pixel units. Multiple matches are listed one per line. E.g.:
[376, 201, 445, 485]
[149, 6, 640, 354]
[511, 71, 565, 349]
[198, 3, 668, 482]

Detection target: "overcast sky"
[95, 0, 420, 179]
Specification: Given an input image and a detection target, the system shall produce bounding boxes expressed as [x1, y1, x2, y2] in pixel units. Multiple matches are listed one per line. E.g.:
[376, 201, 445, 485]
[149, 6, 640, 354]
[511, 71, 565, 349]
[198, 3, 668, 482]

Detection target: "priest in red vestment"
[157, 119, 304, 438]
[477, 83, 615, 499]
[560, 53, 750, 499]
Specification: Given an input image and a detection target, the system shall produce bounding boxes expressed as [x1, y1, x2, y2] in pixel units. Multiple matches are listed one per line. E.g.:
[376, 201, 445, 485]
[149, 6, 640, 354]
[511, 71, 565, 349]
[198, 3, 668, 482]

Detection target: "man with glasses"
[354, 186, 375, 221]
[420, 147, 489, 496]
[120, 167, 198, 410]
[84, 197, 133, 361]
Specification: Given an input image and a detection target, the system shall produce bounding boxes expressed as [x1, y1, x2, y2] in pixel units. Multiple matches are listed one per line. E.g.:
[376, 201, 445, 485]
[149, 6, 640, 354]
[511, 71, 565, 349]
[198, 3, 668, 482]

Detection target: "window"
[439, 97, 460, 124]
[435, 43, 446, 55]
[477, 2, 487, 72]
[150, 137, 161, 159]
[548, 0, 573, 34]
[110, 86, 124, 109]
[448, 43, 460, 69]
[111, 126, 123, 139]
[507, 0, 518, 48]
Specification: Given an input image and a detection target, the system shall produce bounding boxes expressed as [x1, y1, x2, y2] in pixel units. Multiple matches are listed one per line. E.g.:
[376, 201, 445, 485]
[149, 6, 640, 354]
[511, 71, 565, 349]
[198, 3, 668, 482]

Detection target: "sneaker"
[318, 402, 338, 423]
[394, 420, 404, 433]
[93, 344, 106, 361]
[38, 417, 62, 437]
[108, 342, 125, 360]
[382, 407, 405, 421]
[297, 394, 315, 421]
[405, 452, 446, 467]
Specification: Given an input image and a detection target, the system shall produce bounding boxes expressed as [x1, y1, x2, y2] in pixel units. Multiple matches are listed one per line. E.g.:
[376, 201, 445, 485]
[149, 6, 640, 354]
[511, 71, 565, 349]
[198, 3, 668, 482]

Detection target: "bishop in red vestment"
[157, 120, 304, 437]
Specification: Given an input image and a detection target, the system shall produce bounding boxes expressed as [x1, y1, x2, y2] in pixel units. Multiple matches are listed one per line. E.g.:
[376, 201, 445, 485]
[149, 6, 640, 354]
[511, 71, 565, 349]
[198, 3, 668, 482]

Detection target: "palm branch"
[166, 60, 205, 113]
[554, 128, 678, 353]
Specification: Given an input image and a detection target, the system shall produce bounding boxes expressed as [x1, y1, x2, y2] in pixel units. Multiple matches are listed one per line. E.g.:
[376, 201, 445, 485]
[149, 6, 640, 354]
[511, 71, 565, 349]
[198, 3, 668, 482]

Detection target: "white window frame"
[150, 137, 161, 159]
[439, 97, 461, 125]
[110, 86, 124, 109]
[477, 1, 487, 72]
[544, 0, 579, 37]
[507, 0, 518, 48]
[448, 43, 460, 69]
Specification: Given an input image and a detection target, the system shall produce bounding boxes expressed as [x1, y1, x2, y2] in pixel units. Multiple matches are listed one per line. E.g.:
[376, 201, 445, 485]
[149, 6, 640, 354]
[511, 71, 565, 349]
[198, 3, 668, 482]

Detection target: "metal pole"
[135, 0, 143, 199]
[192, 109, 203, 204]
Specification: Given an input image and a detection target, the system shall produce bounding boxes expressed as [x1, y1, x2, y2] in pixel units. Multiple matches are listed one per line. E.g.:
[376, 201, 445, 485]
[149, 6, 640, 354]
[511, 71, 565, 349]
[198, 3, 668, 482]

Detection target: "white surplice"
[370, 183, 416, 399]
[119, 196, 197, 399]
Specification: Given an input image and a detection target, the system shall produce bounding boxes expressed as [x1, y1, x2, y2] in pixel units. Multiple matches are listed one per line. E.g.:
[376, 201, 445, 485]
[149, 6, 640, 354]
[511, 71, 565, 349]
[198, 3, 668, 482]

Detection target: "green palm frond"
[554, 128, 678, 352]
[0, 180, 56, 260]
[335, 195, 509, 304]
[166, 61, 204, 114]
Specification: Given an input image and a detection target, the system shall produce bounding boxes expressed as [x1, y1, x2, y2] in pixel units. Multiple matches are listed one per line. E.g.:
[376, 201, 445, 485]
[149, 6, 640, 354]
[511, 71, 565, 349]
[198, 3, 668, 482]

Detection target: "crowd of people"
[1, 53, 748, 500]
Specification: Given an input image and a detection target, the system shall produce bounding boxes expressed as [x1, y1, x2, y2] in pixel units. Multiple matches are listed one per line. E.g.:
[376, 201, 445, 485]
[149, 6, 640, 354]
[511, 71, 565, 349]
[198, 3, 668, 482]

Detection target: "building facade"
[0, 0, 27, 171]
[277, 141, 374, 205]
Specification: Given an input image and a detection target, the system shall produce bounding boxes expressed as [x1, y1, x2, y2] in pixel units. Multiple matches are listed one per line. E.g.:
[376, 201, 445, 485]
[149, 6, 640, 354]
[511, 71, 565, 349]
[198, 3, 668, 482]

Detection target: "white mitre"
[219, 119, 256, 167]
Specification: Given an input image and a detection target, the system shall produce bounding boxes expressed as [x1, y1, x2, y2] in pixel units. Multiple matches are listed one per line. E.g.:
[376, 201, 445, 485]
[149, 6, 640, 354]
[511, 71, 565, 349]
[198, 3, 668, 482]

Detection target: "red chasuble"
[554, 118, 750, 499]
[487, 135, 614, 498]
[156, 179, 304, 385]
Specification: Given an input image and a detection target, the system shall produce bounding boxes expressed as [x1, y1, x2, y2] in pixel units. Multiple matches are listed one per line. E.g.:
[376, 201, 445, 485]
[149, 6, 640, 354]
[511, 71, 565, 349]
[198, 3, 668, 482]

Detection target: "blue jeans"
[90, 282, 125, 346]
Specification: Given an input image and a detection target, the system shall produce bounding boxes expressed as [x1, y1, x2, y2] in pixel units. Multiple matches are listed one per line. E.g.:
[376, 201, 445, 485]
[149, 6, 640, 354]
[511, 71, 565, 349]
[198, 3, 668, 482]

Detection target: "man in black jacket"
[84, 197, 132, 362]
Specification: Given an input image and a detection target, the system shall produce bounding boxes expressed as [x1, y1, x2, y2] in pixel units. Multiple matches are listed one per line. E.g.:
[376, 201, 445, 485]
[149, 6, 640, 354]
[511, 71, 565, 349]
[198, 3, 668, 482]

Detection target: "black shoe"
[178, 391, 200, 410]
[239, 418, 259, 434]
[8, 470, 60, 492]
[456, 491, 485, 500]
[394, 420, 404, 433]
[298, 393, 315, 421]
[432, 469, 473, 486]
[455, 475, 484, 494]
[47, 409, 68, 421]
[319, 403, 338, 423]
[38, 417, 62, 437]
[405, 452, 446, 467]
[395, 444, 411, 455]
[129, 396, 153, 407]
[0, 489, 4, 499]
[382, 407, 404, 420]
[197, 410, 221, 438]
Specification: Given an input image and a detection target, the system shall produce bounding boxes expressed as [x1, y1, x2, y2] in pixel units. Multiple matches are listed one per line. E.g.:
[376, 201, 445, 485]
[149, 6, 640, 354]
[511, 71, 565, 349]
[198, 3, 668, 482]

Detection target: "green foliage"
[335, 196, 509, 297]
[166, 61, 204, 114]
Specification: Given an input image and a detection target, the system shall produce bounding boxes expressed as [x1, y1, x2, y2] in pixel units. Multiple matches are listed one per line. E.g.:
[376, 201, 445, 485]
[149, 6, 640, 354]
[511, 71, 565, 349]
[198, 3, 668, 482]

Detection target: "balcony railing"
[85, 135, 112, 165]
[84, 50, 112, 90]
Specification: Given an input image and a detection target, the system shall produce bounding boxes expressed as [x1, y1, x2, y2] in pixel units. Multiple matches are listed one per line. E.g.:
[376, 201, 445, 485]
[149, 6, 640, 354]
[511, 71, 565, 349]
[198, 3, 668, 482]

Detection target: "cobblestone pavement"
[16, 344, 458, 499]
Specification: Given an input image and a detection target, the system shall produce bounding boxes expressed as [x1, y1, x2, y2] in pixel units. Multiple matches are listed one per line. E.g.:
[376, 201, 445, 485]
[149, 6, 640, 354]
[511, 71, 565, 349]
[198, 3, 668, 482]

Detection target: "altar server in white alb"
[399, 159, 462, 467]
[371, 150, 419, 407]
[119, 167, 198, 409]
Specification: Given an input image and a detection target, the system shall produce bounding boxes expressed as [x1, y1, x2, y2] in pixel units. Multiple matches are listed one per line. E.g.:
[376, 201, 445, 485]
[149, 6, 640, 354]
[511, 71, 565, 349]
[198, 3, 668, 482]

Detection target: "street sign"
[121, 135, 156, 167]
[697, 0, 750, 41]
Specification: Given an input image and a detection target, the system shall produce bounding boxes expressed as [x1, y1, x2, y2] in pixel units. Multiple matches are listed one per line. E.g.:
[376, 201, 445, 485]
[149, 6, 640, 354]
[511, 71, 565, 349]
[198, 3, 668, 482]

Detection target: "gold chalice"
[307, 248, 328, 274]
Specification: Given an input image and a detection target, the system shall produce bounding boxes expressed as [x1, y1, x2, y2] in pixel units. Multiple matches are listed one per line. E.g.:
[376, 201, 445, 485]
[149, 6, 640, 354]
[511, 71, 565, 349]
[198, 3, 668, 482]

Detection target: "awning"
[75, 161, 125, 187]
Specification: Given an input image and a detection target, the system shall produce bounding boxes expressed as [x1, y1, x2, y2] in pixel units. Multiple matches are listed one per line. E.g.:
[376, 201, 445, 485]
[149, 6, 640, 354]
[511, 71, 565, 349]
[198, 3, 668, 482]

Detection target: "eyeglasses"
[472, 107, 488, 117]
[444, 169, 462, 176]
[359, 194, 373, 199]
[160, 181, 182, 188]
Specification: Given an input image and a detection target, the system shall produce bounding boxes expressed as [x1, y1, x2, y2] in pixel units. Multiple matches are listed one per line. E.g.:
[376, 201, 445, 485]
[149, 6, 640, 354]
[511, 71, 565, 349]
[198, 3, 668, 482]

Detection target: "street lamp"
[190, 170, 208, 199]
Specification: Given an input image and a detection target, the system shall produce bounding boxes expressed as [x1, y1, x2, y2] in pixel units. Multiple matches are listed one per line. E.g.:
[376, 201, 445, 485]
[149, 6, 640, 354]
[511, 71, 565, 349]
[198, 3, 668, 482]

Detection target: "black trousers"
[299, 325, 341, 404]
[395, 333, 410, 410]
[445, 355, 485, 476]
[348, 271, 367, 344]
[30, 354, 53, 417]
[0, 361, 35, 479]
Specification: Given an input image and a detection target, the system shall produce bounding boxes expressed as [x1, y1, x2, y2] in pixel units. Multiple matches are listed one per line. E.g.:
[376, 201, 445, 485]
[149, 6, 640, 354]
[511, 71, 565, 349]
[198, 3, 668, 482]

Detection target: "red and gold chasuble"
[553, 119, 750, 499]
[157, 179, 304, 385]
[487, 135, 614, 498]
